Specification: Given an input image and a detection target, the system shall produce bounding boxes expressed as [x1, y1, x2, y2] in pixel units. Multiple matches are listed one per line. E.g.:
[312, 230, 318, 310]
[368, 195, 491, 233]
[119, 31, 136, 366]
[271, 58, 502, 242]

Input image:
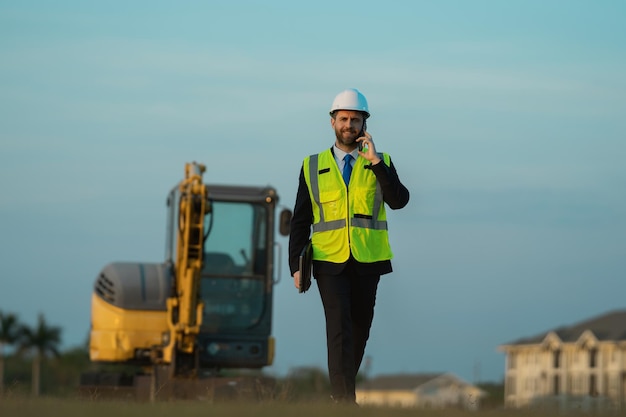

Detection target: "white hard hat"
[329, 88, 370, 119]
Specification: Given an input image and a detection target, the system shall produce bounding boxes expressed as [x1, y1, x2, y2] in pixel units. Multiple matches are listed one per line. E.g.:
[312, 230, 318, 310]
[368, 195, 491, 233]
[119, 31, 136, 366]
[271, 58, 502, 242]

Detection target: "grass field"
[1, 397, 623, 417]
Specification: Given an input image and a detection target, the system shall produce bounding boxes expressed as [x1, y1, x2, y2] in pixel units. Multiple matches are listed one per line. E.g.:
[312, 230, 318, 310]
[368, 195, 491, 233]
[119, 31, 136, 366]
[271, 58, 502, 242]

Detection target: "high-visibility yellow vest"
[303, 149, 393, 264]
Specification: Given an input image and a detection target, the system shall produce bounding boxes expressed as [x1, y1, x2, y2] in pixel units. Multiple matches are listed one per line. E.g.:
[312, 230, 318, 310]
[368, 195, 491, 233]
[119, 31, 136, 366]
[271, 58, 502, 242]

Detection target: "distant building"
[356, 372, 486, 409]
[499, 309, 626, 411]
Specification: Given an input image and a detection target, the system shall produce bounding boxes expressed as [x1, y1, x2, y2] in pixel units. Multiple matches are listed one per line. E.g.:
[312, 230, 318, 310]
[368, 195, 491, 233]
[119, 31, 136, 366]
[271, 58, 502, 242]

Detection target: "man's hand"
[293, 270, 301, 290]
[357, 131, 381, 165]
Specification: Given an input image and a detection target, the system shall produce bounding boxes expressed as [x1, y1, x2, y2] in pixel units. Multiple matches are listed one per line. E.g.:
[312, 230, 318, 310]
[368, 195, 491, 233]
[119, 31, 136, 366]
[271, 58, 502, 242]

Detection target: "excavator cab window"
[200, 200, 269, 331]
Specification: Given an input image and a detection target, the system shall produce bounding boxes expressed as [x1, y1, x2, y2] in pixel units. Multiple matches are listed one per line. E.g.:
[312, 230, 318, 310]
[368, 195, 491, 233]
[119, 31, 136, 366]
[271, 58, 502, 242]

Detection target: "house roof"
[503, 309, 626, 346]
[357, 373, 445, 391]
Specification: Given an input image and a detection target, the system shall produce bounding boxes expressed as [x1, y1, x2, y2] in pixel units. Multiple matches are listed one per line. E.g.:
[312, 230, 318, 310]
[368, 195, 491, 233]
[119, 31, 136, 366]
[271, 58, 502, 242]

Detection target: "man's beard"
[334, 127, 358, 147]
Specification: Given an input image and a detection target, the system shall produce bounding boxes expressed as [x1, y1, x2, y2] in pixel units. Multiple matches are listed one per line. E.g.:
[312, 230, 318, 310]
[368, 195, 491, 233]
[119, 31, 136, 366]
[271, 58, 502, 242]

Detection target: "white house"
[356, 372, 486, 409]
[499, 309, 626, 411]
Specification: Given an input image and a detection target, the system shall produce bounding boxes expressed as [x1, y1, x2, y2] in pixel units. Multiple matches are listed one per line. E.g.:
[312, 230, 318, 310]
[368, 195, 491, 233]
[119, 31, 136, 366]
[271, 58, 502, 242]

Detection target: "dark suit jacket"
[288, 147, 410, 277]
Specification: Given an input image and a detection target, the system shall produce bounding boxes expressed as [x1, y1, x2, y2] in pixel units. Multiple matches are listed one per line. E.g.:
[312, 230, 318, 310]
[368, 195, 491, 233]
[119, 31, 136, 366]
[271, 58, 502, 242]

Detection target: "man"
[289, 88, 410, 403]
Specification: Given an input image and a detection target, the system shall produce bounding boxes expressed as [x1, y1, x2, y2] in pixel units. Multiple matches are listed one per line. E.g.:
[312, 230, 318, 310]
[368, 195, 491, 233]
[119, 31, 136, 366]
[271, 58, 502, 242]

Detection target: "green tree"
[18, 313, 62, 397]
[477, 381, 505, 409]
[0, 311, 21, 397]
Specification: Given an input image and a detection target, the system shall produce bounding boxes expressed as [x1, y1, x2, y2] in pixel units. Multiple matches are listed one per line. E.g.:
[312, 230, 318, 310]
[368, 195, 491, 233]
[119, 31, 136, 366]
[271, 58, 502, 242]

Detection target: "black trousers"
[315, 265, 380, 402]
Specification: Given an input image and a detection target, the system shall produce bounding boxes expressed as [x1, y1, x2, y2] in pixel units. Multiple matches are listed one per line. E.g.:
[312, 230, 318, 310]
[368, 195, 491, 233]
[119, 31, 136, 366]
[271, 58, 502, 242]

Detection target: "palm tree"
[0, 311, 21, 397]
[18, 313, 61, 397]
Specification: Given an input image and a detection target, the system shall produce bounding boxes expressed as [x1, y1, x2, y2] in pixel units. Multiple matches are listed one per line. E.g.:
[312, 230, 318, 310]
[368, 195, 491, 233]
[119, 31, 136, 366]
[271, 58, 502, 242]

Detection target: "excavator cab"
[164, 184, 284, 369]
[87, 163, 290, 378]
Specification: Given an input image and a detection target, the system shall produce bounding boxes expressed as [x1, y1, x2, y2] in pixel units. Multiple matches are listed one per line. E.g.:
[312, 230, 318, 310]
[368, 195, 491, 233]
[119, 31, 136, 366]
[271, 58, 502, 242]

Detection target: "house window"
[589, 374, 597, 396]
[610, 375, 619, 396]
[553, 375, 560, 395]
[553, 350, 561, 368]
[566, 374, 572, 393]
[589, 348, 597, 368]
[508, 353, 517, 369]
[506, 376, 516, 395]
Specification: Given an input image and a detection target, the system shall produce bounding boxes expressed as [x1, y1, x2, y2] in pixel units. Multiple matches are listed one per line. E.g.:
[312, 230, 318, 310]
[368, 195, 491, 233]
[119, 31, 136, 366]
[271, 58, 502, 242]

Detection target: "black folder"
[298, 239, 313, 293]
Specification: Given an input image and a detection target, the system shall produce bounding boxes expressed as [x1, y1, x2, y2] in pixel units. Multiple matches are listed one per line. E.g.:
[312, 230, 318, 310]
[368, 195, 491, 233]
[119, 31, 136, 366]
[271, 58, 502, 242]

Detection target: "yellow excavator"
[80, 162, 291, 400]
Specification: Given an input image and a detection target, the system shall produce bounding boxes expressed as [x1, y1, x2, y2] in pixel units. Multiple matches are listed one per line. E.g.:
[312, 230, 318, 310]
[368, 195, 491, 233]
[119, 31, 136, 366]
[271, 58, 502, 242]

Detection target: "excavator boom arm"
[165, 162, 207, 363]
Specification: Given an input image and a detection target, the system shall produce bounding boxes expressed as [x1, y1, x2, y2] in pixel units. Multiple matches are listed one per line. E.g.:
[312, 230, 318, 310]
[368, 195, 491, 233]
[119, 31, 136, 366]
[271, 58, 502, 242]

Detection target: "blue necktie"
[342, 154, 353, 186]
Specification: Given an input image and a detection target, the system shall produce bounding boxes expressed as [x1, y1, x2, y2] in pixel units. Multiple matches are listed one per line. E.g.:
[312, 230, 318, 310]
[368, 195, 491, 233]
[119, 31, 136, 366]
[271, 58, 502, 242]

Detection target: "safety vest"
[303, 149, 393, 264]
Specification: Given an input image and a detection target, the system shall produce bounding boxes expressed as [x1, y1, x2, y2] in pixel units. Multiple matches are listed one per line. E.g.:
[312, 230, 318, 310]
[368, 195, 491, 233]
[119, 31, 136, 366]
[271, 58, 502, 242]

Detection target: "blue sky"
[1, 1, 625, 383]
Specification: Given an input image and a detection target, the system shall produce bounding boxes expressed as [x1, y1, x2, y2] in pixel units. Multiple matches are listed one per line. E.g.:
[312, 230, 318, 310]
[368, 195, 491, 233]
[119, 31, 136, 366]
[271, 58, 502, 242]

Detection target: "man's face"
[331, 110, 364, 150]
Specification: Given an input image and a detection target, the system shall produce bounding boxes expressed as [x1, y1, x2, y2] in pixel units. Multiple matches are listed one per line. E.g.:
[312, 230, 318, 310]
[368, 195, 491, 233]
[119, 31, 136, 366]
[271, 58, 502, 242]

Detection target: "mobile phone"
[357, 121, 367, 151]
